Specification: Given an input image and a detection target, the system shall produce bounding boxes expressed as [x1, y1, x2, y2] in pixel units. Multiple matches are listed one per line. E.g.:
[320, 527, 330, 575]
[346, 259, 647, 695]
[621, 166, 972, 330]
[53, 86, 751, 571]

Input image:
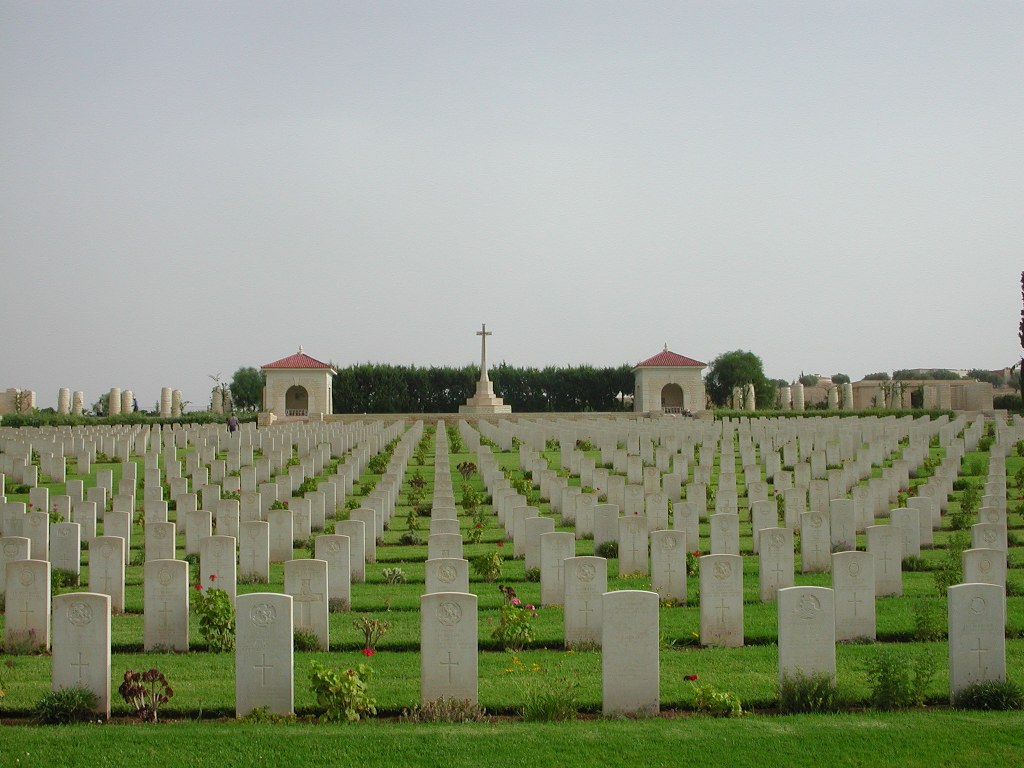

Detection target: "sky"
[2, 1, 1021, 410]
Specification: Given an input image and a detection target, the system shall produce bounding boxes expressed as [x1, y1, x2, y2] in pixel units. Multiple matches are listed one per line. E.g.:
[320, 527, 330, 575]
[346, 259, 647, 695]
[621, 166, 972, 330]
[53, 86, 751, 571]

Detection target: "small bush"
[779, 670, 842, 714]
[471, 550, 503, 582]
[353, 616, 390, 652]
[912, 601, 946, 642]
[402, 696, 489, 723]
[902, 556, 930, 572]
[492, 585, 537, 652]
[595, 541, 618, 559]
[118, 668, 173, 722]
[33, 687, 99, 724]
[241, 705, 297, 723]
[398, 531, 423, 546]
[382, 567, 406, 585]
[192, 584, 235, 652]
[51, 568, 79, 590]
[523, 567, 541, 582]
[865, 648, 938, 710]
[952, 680, 1024, 710]
[309, 662, 377, 722]
[294, 629, 321, 652]
[692, 683, 742, 717]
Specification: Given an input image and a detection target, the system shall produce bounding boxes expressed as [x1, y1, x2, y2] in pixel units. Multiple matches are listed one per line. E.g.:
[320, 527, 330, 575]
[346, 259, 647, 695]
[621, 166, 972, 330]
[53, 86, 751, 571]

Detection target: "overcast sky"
[2, 2, 1021, 410]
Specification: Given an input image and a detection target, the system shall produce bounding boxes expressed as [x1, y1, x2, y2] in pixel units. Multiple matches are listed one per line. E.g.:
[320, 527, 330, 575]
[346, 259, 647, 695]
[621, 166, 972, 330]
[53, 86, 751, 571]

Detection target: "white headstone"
[563, 556, 607, 648]
[699, 554, 743, 647]
[540, 531, 575, 606]
[602, 590, 659, 716]
[5, 559, 50, 650]
[236, 593, 294, 716]
[948, 583, 1006, 699]
[239, 520, 270, 582]
[144, 559, 189, 651]
[758, 527, 794, 602]
[89, 536, 125, 612]
[425, 557, 470, 595]
[284, 559, 329, 650]
[420, 592, 478, 704]
[650, 529, 687, 605]
[832, 551, 876, 642]
[314, 534, 352, 611]
[52, 592, 111, 718]
[777, 586, 835, 684]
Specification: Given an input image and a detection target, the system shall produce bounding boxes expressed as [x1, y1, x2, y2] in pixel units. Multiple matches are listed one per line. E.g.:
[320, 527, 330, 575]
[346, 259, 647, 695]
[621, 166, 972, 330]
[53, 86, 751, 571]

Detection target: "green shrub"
[309, 662, 377, 722]
[523, 567, 541, 582]
[595, 541, 618, 559]
[401, 696, 489, 723]
[692, 683, 742, 717]
[865, 648, 938, 710]
[398, 531, 423, 546]
[779, 671, 842, 714]
[294, 629, 321, 652]
[33, 687, 99, 724]
[382, 567, 406, 585]
[912, 600, 946, 642]
[192, 585, 235, 652]
[492, 585, 537, 651]
[471, 550, 503, 582]
[952, 680, 1024, 710]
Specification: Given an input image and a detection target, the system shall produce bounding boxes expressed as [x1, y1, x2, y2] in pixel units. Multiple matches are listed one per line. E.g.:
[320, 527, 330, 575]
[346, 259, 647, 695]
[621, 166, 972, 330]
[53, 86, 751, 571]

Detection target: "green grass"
[1, 711, 1021, 768]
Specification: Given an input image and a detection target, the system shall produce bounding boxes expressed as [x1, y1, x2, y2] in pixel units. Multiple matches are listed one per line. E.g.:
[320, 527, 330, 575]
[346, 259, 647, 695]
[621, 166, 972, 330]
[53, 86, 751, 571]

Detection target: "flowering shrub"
[118, 668, 173, 722]
[269, 500, 289, 511]
[492, 585, 537, 651]
[193, 579, 235, 652]
[353, 616, 390, 653]
[686, 550, 701, 578]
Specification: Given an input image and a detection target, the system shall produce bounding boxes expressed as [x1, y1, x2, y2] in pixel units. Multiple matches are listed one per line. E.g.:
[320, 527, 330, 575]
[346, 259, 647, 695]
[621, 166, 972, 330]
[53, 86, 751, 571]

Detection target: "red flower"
[194, 583, 203, 591]
[27, 503, 33, 509]
[209, 574, 217, 582]
[684, 674, 698, 681]
[362, 648, 376, 657]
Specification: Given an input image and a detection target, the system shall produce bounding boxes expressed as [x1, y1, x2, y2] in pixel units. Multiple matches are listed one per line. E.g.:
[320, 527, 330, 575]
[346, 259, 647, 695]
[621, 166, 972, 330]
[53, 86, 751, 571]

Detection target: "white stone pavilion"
[632, 346, 706, 414]
[261, 347, 336, 419]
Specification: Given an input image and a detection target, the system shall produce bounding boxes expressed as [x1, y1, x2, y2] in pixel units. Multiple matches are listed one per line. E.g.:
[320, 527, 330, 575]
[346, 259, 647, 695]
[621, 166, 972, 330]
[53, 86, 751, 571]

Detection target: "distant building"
[632, 347, 706, 414]
[261, 347, 336, 419]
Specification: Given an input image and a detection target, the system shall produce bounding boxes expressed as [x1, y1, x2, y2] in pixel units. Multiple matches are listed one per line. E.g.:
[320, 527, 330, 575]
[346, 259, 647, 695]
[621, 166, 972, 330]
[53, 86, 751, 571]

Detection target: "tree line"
[329, 362, 635, 413]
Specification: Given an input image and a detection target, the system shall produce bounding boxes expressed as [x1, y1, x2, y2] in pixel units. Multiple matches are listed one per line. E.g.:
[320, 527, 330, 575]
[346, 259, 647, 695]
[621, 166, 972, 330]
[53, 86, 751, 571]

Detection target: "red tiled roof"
[634, 350, 706, 368]
[262, 351, 335, 371]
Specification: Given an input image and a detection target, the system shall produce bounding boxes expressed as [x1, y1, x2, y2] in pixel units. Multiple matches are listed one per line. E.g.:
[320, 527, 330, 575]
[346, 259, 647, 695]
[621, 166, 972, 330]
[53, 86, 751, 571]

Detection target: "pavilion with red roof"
[632, 345, 707, 414]
[261, 346, 337, 419]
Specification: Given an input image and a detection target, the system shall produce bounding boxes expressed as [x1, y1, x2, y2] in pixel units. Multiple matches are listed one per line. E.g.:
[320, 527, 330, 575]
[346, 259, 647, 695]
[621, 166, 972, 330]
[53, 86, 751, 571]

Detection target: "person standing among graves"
[227, 413, 239, 433]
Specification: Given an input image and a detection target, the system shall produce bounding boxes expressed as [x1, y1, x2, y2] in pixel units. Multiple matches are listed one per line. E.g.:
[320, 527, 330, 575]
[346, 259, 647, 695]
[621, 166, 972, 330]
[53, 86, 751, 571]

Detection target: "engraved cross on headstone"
[441, 650, 459, 683]
[71, 651, 89, 682]
[255, 653, 274, 686]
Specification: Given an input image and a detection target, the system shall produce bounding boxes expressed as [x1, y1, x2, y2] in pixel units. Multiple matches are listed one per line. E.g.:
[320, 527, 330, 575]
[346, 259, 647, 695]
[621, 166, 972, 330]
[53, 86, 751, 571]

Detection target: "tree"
[229, 367, 265, 412]
[703, 350, 774, 408]
[967, 369, 1003, 387]
[893, 369, 961, 381]
[862, 372, 890, 381]
[798, 373, 819, 387]
[831, 373, 851, 385]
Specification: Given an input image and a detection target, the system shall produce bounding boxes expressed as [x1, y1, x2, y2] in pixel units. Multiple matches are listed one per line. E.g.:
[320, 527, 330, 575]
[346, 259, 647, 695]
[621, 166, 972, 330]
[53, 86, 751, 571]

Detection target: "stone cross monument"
[459, 323, 512, 414]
